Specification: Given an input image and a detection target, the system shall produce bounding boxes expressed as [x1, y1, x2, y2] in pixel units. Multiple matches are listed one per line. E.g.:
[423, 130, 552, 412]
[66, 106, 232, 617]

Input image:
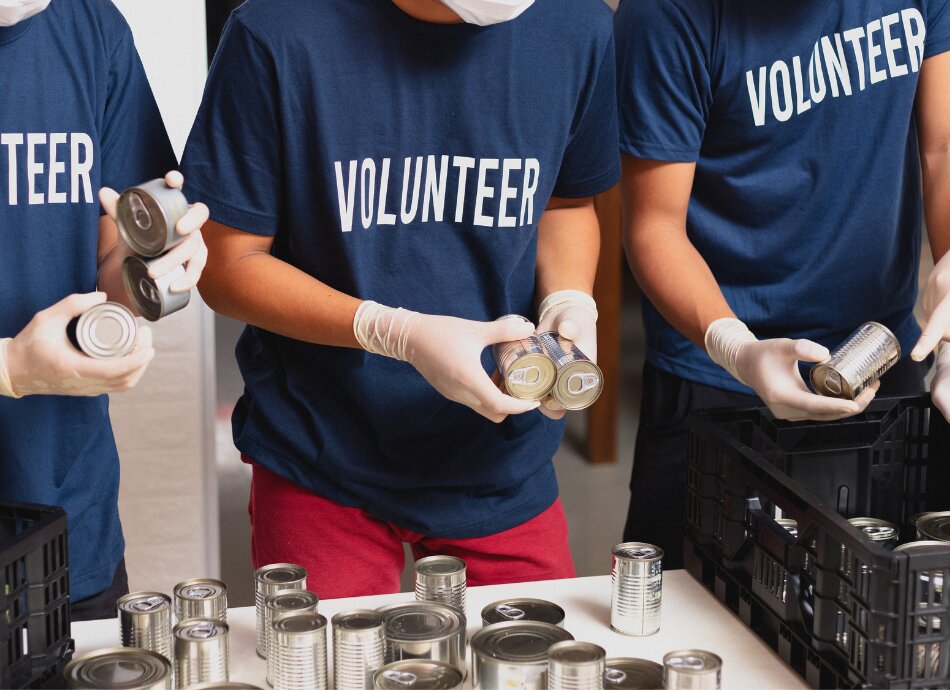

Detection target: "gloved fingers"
[467, 373, 540, 423]
[147, 231, 204, 282]
[772, 385, 863, 420]
[175, 202, 209, 237]
[912, 296, 950, 361]
[170, 238, 208, 293]
[74, 333, 156, 382]
[98, 187, 120, 220]
[47, 292, 108, 323]
[555, 317, 580, 342]
[164, 170, 185, 190]
[790, 338, 831, 364]
[483, 315, 535, 346]
[538, 396, 566, 420]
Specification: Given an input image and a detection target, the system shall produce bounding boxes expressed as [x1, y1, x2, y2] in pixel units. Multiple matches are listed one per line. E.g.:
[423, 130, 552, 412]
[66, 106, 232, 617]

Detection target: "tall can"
[174, 619, 229, 689]
[848, 517, 900, 550]
[123, 255, 191, 322]
[270, 613, 328, 690]
[547, 641, 606, 690]
[332, 609, 387, 690]
[255, 563, 308, 658]
[481, 598, 566, 628]
[537, 332, 603, 410]
[470, 621, 574, 690]
[662, 650, 721, 690]
[492, 315, 557, 401]
[414, 555, 466, 613]
[67, 302, 138, 360]
[603, 658, 664, 689]
[373, 660, 464, 690]
[265, 589, 320, 686]
[174, 578, 228, 624]
[376, 601, 466, 675]
[810, 322, 901, 399]
[913, 511, 950, 542]
[63, 647, 171, 690]
[611, 542, 663, 636]
[118, 592, 173, 663]
[117, 179, 191, 257]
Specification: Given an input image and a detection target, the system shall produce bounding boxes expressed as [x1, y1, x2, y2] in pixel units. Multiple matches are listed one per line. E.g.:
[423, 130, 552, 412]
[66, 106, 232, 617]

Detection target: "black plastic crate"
[685, 395, 950, 689]
[0, 502, 72, 689]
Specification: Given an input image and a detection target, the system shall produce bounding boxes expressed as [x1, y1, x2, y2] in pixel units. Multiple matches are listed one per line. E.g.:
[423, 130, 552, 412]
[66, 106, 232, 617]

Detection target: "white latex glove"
[100, 171, 210, 294]
[931, 343, 950, 420]
[705, 318, 877, 421]
[535, 290, 598, 420]
[0, 292, 155, 398]
[912, 250, 950, 363]
[354, 301, 541, 423]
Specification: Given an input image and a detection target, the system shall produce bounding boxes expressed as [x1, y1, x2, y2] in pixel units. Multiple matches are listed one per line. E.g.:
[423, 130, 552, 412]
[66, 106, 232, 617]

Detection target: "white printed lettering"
[474, 158, 499, 228]
[843, 27, 867, 91]
[746, 67, 768, 127]
[821, 34, 853, 97]
[867, 19, 887, 85]
[47, 133, 67, 204]
[360, 158, 376, 229]
[453, 156, 475, 223]
[902, 8, 925, 73]
[2, 133, 22, 205]
[421, 154, 449, 223]
[882, 13, 909, 78]
[334, 160, 357, 232]
[808, 44, 827, 104]
[27, 133, 46, 205]
[376, 158, 397, 226]
[498, 158, 522, 228]
[400, 156, 423, 225]
[70, 133, 93, 204]
[520, 158, 540, 226]
[770, 61, 794, 122]
[792, 57, 812, 114]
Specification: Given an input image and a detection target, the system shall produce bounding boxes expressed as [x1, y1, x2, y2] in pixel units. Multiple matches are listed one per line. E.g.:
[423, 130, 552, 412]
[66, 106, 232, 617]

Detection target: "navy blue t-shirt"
[0, 1, 175, 600]
[182, 0, 619, 538]
[616, 0, 950, 393]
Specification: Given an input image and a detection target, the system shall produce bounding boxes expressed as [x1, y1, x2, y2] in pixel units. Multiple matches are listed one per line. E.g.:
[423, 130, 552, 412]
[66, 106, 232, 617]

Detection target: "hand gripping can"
[470, 620, 574, 690]
[332, 609, 386, 690]
[481, 598, 566, 628]
[662, 650, 722, 690]
[603, 658, 664, 689]
[123, 255, 191, 322]
[611, 542, 663, 636]
[376, 601, 466, 676]
[547, 641, 606, 690]
[118, 592, 174, 664]
[848, 517, 900, 550]
[270, 613, 328, 690]
[373, 660, 464, 690]
[117, 179, 191, 257]
[264, 589, 320, 686]
[537, 332, 603, 410]
[491, 315, 557, 400]
[67, 302, 138, 360]
[913, 511, 950, 542]
[174, 619, 229, 689]
[414, 555, 466, 613]
[810, 322, 901, 399]
[255, 563, 308, 658]
[63, 648, 172, 690]
[174, 578, 228, 624]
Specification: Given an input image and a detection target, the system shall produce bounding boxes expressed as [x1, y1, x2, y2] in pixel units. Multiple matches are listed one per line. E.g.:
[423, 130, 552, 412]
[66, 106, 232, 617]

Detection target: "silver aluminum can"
[255, 563, 308, 658]
[118, 591, 173, 663]
[481, 598, 565, 628]
[810, 322, 900, 400]
[265, 589, 320, 686]
[548, 641, 606, 690]
[63, 647, 171, 689]
[117, 179, 190, 257]
[537, 332, 603, 410]
[913, 511, 950, 542]
[775, 519, 798, 539]
[604, 658, 664, 689]
[848, 517, 899, 549]
[611, 542, 663, 636]
[470, 620, 574, 690]
[123, 255, 191, 322]
[373, 660, 464, 690]
[189, 685, 265, 690]
[174, 619, 229, 688]
[332, 609, 386, 690]
[68, 302, 138, 360]
[492, 315, 557, 401]
[377, 601, 466, 675]
[414, 556, 466, 613]
[174, 578, 228, 624]
[662, 650, 721, 690]
[271, 613, 328, 690]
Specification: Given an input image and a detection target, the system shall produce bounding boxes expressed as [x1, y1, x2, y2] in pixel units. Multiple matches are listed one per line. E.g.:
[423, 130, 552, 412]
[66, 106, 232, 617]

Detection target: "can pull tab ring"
[132, 596, 165, 612]
[495, 604, 526, 620]
[567, 373, 599, 395]
[189, 621, 216, 639]
[508, 365, 542, 385]
[604, 669, 627, 683]
[382, 671, 417, 685]
[127, 192, 153, 231]
[668, 655, 706, 670]
[139, 278, 160, 305]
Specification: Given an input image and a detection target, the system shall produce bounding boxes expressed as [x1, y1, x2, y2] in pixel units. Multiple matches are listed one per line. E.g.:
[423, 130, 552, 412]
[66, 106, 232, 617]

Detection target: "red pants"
[247, 461, 576, 599]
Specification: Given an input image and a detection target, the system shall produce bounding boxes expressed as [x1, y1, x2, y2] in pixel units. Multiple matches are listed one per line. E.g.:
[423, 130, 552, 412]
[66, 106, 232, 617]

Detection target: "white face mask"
[440, 0, 534, 26]
[0, 0, 50, 27]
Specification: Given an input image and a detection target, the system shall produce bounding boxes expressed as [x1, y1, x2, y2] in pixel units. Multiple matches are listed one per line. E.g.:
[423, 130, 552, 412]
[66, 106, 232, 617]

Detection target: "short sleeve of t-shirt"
[926, 0, 950, 57]
[614, 0, 713, 163]
[181, 15, 282, 235]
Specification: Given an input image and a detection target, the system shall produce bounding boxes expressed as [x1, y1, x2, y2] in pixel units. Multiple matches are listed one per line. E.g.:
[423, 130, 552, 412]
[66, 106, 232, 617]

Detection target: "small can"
[174, 578, 228, 624]
[848, 517, 900, 549]
[775, 519, 798, 539]
[810, 322, 901, 400]
[123, 255, 191, 322]
[118, 591, 173, 664]
[373, 660, 464, 690]
[604, 658, 664, 689]
[537, 332, 603, 410]
[332, 609, 387, 690]
[270, 612, 328, 690]
[611, 542, 663, 636]
[377, 601, 466, 675]
[117, 179, 190, 257]
[63, 647, 171, 690]
[662, 650, 722, 690]
[547, 641, 606, 690]
[481, 598, 565, 628]
[492, 315, 557, 401]
[255, 563, 308, 658]
[913, 512, 950, 542]
[173, 619, 230, 689]
[414, 555, 466, 613]
[470, 620, 574, 690]
[265, 589, 321, 686]
[67, 302, 138, 360]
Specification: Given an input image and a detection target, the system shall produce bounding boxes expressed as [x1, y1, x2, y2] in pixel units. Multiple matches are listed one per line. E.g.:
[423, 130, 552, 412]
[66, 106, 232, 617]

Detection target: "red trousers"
[247, 461, 576, 599]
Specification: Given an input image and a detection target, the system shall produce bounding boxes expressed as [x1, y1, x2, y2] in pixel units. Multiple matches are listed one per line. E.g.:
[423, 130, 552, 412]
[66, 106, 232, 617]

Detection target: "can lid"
[848, 517, 899, 542]
[265, 589, 320, 612]
[604, 658, 664, 689]
[175, 578, 227, 600]
[414, 556, 466, 577]
[255, 563, 307, 585]
[612, 542, 664, 561]
[548, 641, 606, 665]
[895, 540, 950, 553]
[552, 359, 603, 410]
[913, 512, 950, 542]
[662, 650, 722, 673]
[75, 303, 138, 360]
[122, 255, 164, 322]
[333, 609, 385, 630]
[188, 684, 266, 690]
[471, 621, 574, 663]
[481, 599, 565, 626]
[377, 601, 465, 641]
[272, 612, 327, 634]
[502, 352, 557, 401]
[175, 619, 229, 640]
[117, 591, 170, 615]
[373, 660, 464, 689]
[63, 647, 170, 689]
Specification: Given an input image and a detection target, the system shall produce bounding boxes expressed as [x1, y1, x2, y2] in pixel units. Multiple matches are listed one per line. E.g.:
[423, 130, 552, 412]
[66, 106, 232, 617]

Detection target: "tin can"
[377, 601, 466, 675]
[481, 598, 565, 628]
[848, 517, 900, 549]
[118, 591, 173, 663]
[63, 647, 172, 689]
[373, 660, 464, 690]
[332, 609, 387, 690]
[255, 564, 308, 658]
[810, 322, 901, 400]
[265, 589, 321, 686]
[775, 519, 798, 539]
[537, 332, 603, 410]
[270, 612, 328, 690]
[913, 512, 950, 542]
[492, 316, 557, 401]
[67, 302, 138, 360]
[547, 641, 606, 690]
[117, 179, 190, 257]
[122, 255, 191, 322]
[174, 578, 228, 624]
[470, 620, 574, 690]
[414, 555, 466, 613]
[188, 685, 265, 690]
[173, 619, 229, 688]
[611, 542, 663, 636]
[662, 650, 722, 690]
[604, 658, 664, 689]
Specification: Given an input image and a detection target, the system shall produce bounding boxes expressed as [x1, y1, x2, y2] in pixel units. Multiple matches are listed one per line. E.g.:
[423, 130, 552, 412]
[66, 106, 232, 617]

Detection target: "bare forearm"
[536, 199, 600, 299]
[96, 215, 138, 311]
[918, 52, 950, 262]
[923, 149, 950, 261]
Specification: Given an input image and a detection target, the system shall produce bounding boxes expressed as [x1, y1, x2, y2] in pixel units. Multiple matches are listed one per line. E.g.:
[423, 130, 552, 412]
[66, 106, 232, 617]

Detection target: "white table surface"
[73, 572, 808, 689]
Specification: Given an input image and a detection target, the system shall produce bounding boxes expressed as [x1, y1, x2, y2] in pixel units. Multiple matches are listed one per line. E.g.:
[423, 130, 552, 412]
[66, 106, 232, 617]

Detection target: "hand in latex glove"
[535, 290, 598, 420]
[912, 251, 950, 363]
[100, 171, 210, 293]
[354, 301, 540, 423]
[705, 318, 877, 421]
[0, 292, 155, 398]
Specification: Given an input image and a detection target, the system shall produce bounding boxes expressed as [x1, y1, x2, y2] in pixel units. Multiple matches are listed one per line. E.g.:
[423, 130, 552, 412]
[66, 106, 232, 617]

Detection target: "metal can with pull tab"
[174, 578, 228, 624]
[117, 179, 191, 257]
[810, 322, 900, 400]
[537, 332, 603, 410]
[118, 591, 174, 664]
[122, 255, 191, 322]
[491, 315, 557, 401]
[68, 302, 138, 360]
[481, 598, 565, 627]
